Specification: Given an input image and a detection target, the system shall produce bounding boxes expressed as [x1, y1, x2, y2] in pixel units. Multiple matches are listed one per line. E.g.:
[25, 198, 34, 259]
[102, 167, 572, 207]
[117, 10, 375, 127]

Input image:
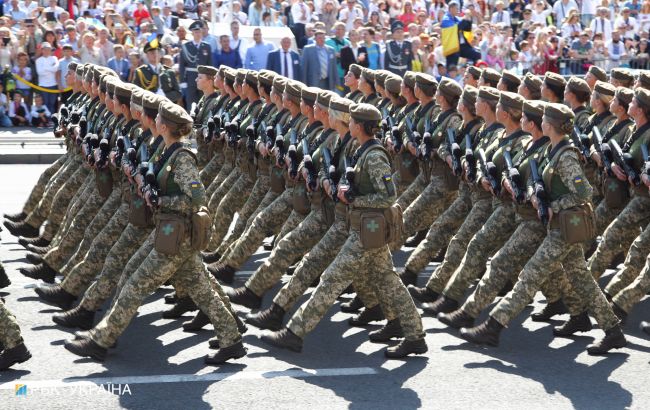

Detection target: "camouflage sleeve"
[436, 115, 463, 159]
[158, 152, 205, 214]
[550, 149, 593, 213]
[353, 149, 396, 208]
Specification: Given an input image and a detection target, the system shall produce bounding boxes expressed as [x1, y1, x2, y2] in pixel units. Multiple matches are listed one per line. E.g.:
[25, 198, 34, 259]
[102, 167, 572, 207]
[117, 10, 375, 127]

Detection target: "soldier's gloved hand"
[611, 164, 627, 182]
[134, 174, 145, 196]
[502, 179, 516, 202]
[144, 190, 156, 208]
[591, 152, 603, 168]
[531, 195, 539, 210]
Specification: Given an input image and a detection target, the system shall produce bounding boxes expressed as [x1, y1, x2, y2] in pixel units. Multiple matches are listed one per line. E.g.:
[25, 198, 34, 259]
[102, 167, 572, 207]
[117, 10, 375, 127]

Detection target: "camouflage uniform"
[0, 300, 23, 350]
[587, 124, 650, 279]
[40, 164, 90, 241]
[89, 149, 240, 349]
[605, 221, 650, 302]
[287, 144, 423, 341]
[611, 250, 650, 313]
[420, 122, 504, 292]
[490, 141, 619, 332]
[193, 91, 223, 169]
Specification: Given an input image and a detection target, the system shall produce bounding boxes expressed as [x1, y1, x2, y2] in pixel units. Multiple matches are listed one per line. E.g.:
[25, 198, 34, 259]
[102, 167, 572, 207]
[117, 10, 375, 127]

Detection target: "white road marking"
[0, 367, 378, 390]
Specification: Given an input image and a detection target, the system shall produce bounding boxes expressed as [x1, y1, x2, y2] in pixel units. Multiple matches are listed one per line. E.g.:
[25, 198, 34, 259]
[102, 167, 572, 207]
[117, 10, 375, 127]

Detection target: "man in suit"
[266, 36, 301, 80]
[384, 21, 412, 77]
[133, 39, 182, 104]
[179, 20, 212, 109]
[301, 30, 338, 91]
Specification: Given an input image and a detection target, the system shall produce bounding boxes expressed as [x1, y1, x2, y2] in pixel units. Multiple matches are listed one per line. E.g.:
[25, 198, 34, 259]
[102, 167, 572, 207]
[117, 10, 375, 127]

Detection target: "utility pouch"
[96, 168, 113, 199]
[191, 206, 212, 251]
[154, 213, 187, 255]
[292, 183, 311, 215]
[270, 166, 285, 193]
[129, 193, 154, 227]
[602, 176, 629, 209]
[558, 203, 596, 244]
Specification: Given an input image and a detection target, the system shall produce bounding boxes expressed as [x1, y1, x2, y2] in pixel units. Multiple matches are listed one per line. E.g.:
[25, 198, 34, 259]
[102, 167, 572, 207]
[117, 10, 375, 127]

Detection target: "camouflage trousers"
[394, 172, 427, 211]
[391, 175, 457, 251]
[491, 229, 620, 332]
[23, 157, 80, 229]
[461, 217, 582, 318]
[207, 163, 238, 210]
[594, 197, 626, 236]
[424, 197, 493, 290]
[48, 172, 96, 246]
[612, 251, 650, 313]
[441, 202, 518, 302]
[43, 185, 117, 272]
[22, 153, 68, 215]
[60, 202, 130, 296]
[199, 152, 222, 188]
[405, 185, 472, 273]
[219, 188, 294, 269]
[41, 165, 91, 241]
[0, 299, 23, 350]
[588, 195, 650, 279]
[276, 210, 307, 246]
[605, 219, 650, 304]
[90, 242, 240, 349]
[287, 230, 424, 341]
[215, 176, 275, 256]
[81, 228, 154, 312]
[246, 207, 329, 297]
[207, 173, 254, 250]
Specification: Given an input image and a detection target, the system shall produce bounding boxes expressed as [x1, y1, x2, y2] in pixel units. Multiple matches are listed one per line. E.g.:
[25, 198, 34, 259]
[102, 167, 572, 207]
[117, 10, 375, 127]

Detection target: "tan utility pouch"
[292, 183, 311, 215]
[129, 193, 154, 227]
[191, 206, 212, 251]
[558, 203, 596, 244]
[602, 176, 629, 209]
[96, 168, 113, 199]
[270, 166, 285, 193]
[154, 213, 187, 255]
[352, 205, 404, 249]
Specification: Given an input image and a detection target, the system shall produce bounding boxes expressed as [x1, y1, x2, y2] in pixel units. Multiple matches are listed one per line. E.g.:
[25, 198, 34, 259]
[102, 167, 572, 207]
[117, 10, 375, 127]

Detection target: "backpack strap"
[159, 147, 197, 193]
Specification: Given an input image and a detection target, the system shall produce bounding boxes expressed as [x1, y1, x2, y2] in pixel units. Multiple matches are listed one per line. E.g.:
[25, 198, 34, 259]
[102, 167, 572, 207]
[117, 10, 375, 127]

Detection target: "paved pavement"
[1, 162, 650, 410]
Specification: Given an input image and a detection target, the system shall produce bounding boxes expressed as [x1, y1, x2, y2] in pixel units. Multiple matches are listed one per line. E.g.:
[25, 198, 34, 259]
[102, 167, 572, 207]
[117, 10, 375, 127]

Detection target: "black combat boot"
[164, 292, 177, 304]
[246, 303, 285, 330]
[19, 262, 56, 283]
[3, 220, 39, 237]
[35, 284, 76, 310]
[260, 328, 303, 352]
[0, 343, 31, 370]
[25, 252, 44, 265]
[201, 250, 221, 264]
[640, 321, 650, 336]
[384, 338, 428, 358]
[183, 311, 210, 331]
[27, 244, 51, 254]
[587, 325, 627, 355]
[208, 338, 220, 349]
[64, 338, 107, 361]
[18, 235, 50, 248]
[497, 281, 513, 297]
[368, 319, 403, 343]
[553, 312, 593, 337]
[340, 295, 363, 313]
[207, 263, 236, 284]
[438, 309, 475, 329]
[162, 297, 198, 319]
[460, 316, 504, 347]
[53, 305, 95, 329]
[262, 236, 275, 251]
[407, 285, 439, 304]
[530, 300, 567, 322]
[235, 313, 248, 334]
[612, 303, 628, 325]
[422, 295, 459, 316]
[204, 340, 247, 365]
[431, 246, 448, 263]
[0, 264, 10, 289]
[348, 305, 384, 327]
[398, 268, 418, 287]
[4, 211, 26, 222]
[226, 286, 262, 309]
[404, 229, 427, 247]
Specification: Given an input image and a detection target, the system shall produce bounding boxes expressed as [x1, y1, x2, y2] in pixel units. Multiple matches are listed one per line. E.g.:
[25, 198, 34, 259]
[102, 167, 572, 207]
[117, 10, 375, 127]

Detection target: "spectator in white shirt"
[581, 0, 598, 26]
[531, 0, 553, 26]
[35, 42, 59, 114]
[561, 10, 583, 39]
[607, 31, 628, 69]
[228, 20, 249, 61]
[339, 0, 363, 32]
[291, 0, 311, 48]
[491, 1, 511, 26]
[616, 7, 638, 39]
[590, 7, 613, 42]
[30, 94, 51, 128]
[79, 32, 106, 66]
[553, 0, 579, 25]
[9, 91, 29, 126]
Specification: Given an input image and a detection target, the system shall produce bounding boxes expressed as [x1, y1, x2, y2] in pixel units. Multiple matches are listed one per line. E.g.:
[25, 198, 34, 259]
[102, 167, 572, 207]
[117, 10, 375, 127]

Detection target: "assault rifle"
[322, 147, 339, 201]
[609, 139, 641, 186]
[447, 129, 463, 176]
[302, 139, 318, 191]
[571, 126, 592, 160]
[465, 134, 477, 182]
[275, 124, 287, 166]
[529, 156, 550, 227]
[592, 127, 615, 177]
[477, 148, 500, 195]
[341, 157, 355, 202]
[503, 147, 525, 204]
[382, 108, 401, 152]
[287, 129, 299, 178]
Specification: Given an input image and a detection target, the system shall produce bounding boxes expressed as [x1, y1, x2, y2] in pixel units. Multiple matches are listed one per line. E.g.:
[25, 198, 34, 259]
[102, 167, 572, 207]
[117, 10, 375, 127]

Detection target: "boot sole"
[553, 326, 593, 338]
[246, 318, 282, 331]
[438, 317, 474, 329]
[460, 332, 499, 347]
[204, 348, 247, 365]
[384, 346, 428, 358]
[52, 316, 93, 330]
[260, 336, 302, 353]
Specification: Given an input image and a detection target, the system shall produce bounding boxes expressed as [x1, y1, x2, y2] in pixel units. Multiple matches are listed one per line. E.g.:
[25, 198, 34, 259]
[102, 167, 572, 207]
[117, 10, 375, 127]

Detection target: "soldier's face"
[629, 98, 640, 118]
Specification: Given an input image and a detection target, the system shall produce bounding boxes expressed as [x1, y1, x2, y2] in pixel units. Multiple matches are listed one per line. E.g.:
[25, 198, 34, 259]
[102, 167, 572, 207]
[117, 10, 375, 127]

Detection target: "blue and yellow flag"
[441, 14, 460, 57]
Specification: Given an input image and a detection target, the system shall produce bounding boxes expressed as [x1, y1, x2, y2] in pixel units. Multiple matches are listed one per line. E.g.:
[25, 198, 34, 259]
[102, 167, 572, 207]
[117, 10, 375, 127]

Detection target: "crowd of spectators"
[0, 0, 647, 127]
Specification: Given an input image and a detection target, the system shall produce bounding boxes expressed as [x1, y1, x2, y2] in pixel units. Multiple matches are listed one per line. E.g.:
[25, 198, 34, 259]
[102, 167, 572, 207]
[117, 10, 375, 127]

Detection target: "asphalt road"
[1, 163, 649, 410]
